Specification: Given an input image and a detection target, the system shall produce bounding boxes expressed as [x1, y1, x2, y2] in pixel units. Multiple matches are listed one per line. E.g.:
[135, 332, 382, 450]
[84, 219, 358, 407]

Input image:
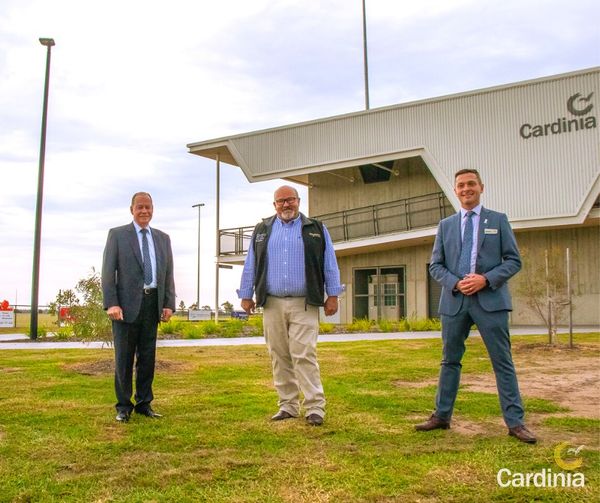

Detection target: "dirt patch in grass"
[64, 358, 194, 376]
[462, 343, 600, 419]
[0, 366, 22, 373]
[394, 342, 599, 421]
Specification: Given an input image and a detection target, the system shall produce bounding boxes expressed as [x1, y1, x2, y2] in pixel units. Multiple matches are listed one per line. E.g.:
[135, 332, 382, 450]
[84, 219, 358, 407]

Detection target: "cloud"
[0, 0, 598, 309]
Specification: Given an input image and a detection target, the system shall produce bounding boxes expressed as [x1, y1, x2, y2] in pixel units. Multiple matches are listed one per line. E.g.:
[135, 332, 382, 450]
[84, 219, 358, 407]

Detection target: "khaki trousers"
[263, 296, 325, 418]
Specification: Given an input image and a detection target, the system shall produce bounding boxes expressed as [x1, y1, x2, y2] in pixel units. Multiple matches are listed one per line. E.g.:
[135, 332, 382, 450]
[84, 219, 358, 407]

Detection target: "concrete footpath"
[0, 327, 597, 350]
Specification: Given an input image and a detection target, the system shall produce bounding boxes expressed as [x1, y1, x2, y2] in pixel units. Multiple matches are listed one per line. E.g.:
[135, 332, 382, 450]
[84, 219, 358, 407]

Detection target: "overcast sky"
[1, 0, 598, 311]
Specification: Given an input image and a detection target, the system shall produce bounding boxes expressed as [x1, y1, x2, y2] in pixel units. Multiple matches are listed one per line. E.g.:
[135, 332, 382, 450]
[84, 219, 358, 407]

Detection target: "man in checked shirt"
[238, 185, 344, 426]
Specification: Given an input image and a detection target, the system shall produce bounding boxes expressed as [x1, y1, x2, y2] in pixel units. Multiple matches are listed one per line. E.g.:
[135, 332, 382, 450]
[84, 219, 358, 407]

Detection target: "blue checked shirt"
[238, 215, 344, 299]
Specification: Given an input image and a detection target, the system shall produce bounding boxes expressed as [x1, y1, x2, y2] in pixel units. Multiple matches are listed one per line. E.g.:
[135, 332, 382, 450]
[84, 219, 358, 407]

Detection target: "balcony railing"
[315, 191, 453, 243]
[218, 191, 453, 256]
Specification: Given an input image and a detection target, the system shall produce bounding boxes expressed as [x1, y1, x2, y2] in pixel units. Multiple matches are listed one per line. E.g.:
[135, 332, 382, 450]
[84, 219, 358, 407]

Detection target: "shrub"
[319, 322, 335, 334]
[200, 321, 221, 336]
[159, 319, 184, 335]
[377, 319, 399, 332]
[181, 323, 205, 339]
[27, 325, 50, 339]
[221, 319, 245, 338]
[247, 316, 263, 335]
[347, 318, 375, 333]
[53, 325, 74, 340]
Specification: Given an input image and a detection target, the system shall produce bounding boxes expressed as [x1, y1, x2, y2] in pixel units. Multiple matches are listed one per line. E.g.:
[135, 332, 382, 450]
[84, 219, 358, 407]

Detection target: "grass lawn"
[0, 334, 598, 502]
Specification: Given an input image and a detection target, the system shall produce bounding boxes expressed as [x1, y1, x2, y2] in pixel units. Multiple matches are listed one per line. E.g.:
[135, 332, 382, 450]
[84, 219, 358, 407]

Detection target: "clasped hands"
[456, 273, 488, 296]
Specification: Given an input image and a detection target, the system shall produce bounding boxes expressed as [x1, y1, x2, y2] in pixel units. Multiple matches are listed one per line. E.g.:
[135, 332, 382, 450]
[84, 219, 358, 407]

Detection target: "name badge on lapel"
[484, 228, 498, 235]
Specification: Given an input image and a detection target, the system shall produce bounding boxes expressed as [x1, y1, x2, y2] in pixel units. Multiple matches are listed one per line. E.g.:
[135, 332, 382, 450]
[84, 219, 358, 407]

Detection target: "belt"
[143, 288, 157, 295]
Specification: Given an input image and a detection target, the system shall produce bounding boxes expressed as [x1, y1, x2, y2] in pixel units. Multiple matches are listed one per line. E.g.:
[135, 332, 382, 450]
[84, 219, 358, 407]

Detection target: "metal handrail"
[218, 191, 453, 255]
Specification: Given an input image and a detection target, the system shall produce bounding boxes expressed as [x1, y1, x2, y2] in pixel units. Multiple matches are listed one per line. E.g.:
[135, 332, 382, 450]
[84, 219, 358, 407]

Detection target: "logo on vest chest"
[255, 233, 267, 242]
[308, 232, 321, 239]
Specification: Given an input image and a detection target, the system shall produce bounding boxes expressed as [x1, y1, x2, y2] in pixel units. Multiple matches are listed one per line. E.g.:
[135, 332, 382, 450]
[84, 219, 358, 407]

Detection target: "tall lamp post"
[192, 203, 205, 309]
[30, 37, 55, 340]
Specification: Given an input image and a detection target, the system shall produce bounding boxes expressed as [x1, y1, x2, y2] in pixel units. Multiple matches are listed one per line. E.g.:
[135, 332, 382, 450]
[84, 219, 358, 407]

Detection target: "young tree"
[515, 247, 573, 344]
[178, 300, 186, 311]
[69, 269, 113, 345]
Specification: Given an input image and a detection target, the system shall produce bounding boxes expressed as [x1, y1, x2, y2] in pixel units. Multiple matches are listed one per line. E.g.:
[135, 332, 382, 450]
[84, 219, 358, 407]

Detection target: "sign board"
[189, 309, 212, 321]
[0, 310, 15, 328]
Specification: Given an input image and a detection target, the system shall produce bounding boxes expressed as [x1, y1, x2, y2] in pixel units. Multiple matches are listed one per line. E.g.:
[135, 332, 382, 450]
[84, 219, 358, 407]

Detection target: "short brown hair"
[454, 169, 482, 184]
[131, 192, 153, 206]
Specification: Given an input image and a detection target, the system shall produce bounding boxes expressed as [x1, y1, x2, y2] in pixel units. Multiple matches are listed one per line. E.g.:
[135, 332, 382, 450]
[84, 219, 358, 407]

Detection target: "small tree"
[69, 269, 113, 345]
[178, 300, 186, 312]
[48, 289, 79, 316]
[221, 301, 234, 314]
[515, 246, 573, 344]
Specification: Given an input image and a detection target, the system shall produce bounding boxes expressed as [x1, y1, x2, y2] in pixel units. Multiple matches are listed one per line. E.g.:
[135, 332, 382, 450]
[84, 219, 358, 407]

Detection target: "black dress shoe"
[415, 414, 450, 431]
[508, 425, 537, 444]
[271, 410, 294, 421]
[306, 414, 324, 426]
[116, 411, 130, 422]
[136, 407, 163, 418]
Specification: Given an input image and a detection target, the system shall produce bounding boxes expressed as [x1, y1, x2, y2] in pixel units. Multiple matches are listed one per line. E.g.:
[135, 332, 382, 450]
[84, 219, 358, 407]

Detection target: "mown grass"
[0, 334, 598, 502]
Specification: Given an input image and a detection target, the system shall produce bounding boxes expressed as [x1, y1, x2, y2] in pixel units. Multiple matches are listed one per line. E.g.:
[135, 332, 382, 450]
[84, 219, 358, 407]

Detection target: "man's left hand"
[161, 308, 173, 322]
[324, 296, 338, 316]
[457, 274, 488, 296]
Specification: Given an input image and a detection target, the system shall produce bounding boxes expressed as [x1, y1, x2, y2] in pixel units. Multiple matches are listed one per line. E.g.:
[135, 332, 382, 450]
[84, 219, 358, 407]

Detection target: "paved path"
[0, 327, 596, 351]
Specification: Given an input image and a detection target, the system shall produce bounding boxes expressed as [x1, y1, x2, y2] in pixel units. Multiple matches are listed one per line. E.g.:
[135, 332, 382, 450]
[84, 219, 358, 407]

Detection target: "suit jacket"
[102, 223, 176, 323]
[429, 207, 521, 316]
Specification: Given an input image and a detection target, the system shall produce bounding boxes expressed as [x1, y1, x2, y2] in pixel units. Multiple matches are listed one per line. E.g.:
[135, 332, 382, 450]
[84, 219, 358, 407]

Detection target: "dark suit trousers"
[434, 294, 525, 428]
[113, 290, 159, 413]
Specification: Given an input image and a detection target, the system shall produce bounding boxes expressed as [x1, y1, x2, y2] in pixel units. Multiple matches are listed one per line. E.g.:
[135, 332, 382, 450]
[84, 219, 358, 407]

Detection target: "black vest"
[252, 213, 326, 307]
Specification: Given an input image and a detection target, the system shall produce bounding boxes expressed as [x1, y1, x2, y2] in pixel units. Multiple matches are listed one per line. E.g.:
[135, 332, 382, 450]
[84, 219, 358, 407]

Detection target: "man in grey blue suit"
[416, 169, 536, 444]
[102, 192, 176, 422]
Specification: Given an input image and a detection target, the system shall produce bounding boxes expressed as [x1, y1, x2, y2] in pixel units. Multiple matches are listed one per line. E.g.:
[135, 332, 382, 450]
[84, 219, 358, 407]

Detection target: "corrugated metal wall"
[228, 69, 600, 221]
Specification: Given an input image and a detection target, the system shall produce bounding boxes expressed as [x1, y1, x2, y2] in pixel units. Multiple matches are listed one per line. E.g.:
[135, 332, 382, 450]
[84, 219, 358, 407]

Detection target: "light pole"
[30, 37, 55, 340]
[192, 203, 205, 309]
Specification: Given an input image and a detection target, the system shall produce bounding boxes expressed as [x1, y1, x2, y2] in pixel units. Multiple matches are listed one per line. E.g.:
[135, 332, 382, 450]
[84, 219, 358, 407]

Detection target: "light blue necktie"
[458, 211, 474, 277]
[141, 229, 153, 286]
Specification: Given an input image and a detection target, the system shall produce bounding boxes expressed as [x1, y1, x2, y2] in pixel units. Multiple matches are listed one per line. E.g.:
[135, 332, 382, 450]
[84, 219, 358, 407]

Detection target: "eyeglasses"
[274, 197, 298, 206]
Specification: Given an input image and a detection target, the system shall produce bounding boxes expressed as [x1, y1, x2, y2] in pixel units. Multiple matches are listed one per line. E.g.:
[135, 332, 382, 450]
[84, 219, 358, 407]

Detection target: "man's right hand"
[107, 306, 124, 321]
[241, 298, 255, 315]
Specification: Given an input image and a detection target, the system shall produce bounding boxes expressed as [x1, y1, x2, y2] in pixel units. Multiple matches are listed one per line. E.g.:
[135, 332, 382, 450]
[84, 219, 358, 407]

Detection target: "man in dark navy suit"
[416, 169, 536, 444]
[102, 192, 176, 422]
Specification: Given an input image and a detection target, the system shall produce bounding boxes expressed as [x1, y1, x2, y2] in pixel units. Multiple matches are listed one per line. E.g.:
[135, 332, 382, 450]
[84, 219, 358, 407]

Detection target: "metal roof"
[188, 67, 600, 225]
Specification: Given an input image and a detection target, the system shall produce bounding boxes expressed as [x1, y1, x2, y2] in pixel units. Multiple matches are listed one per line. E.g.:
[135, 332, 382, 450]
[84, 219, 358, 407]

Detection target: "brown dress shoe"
[508, 425, 537, 444]
[415, 414, 450, 431]
[271, 410, 294, 421]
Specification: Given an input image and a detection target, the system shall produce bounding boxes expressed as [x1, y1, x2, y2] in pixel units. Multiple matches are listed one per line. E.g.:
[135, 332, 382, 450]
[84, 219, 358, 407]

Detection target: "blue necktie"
[141, 229, 153, 286]
[458, 211, 474, 277]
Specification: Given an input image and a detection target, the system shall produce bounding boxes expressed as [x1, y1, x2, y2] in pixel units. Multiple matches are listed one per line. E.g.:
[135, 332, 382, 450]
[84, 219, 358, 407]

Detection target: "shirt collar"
[275, 214, 301, 226]
[132, 221, 151, 234]
[460, 204, 482, 218]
